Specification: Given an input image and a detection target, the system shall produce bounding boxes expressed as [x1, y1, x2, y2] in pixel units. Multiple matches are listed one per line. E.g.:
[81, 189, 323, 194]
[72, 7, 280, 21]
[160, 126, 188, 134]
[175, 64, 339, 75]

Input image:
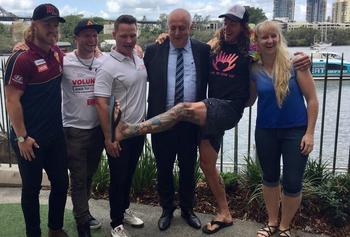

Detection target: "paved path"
[0, 187, 327, 237]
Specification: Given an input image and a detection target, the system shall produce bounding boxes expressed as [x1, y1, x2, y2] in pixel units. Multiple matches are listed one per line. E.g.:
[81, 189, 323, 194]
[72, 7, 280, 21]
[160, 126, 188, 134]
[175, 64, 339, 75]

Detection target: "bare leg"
[257, 185, 280, 237]
[279, 193, 302, 232]
[115, 102, 207, 141]
[199, 140, 232, 231]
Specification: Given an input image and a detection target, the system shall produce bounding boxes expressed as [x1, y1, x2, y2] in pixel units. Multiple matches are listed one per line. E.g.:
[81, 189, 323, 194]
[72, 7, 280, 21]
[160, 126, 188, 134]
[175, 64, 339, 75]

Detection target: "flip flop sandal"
[202, 220, 233, 235]
[257, 224, 279, 237]
[279, 228, 291, 237]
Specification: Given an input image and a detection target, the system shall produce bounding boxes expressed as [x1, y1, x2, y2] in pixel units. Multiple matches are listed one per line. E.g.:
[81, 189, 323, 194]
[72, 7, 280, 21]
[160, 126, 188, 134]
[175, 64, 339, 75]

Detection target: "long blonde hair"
[23, 23, 34, 42]
[255, 20, 291, 107]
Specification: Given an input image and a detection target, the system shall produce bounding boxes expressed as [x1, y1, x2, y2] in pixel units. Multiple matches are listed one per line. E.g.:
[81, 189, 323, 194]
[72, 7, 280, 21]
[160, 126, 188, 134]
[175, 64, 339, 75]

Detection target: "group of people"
[4, 3, 318, 237]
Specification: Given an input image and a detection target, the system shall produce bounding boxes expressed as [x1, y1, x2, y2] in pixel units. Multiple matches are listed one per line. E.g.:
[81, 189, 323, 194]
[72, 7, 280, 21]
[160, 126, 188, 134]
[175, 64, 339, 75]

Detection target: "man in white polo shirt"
[62, 19, 105, 237]
[94, 15, 147, 237]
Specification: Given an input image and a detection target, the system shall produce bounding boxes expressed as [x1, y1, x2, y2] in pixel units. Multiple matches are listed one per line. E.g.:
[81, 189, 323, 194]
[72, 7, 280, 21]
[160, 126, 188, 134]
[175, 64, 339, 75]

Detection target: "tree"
[60, 15, 83, 44]
[245, 6, 267, 24]
[158, 13, 168, 32]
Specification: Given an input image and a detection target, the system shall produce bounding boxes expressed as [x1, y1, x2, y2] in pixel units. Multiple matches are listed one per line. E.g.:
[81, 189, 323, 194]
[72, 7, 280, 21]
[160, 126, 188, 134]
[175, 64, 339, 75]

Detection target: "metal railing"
[1, 55, 350, 174]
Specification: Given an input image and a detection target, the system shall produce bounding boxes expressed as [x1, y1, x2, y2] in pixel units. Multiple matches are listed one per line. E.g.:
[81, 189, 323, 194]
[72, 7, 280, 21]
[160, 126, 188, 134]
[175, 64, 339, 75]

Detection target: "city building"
[306, 0, 327, 22]
[332, 0, 350, 23]
[273, 0, 295, 21]
[286, 21, 350, 31]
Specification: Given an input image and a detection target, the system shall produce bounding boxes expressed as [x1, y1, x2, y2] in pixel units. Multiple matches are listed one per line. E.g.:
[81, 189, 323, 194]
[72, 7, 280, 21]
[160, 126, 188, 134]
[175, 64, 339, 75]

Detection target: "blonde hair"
[255, 20, 291, 107]
[24, 23, 34, 42]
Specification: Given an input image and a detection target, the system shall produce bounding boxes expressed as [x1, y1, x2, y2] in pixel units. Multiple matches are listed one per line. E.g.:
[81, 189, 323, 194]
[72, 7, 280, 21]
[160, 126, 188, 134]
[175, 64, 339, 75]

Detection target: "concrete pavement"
[0, 187, 327, 237]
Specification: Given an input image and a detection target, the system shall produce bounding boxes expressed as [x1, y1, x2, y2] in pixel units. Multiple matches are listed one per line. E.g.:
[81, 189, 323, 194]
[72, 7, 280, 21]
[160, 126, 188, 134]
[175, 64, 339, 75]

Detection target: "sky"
[0, 0, 336, 21]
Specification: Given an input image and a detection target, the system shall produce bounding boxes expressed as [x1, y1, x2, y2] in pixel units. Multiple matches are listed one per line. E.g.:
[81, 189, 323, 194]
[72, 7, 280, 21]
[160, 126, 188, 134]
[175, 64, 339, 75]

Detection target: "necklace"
[74, 51, 95, 70]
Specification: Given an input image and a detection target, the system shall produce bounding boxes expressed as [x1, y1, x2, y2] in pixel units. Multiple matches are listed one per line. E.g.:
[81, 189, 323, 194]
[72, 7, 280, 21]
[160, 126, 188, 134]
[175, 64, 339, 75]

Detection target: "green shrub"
[316, 173, 350, 227]
[131, 139, 157, 194]
[239, 156, 262, 192]
[92, 153, 110, 194]
[221, 172, 239, 192]
[304, 159, 332, 186]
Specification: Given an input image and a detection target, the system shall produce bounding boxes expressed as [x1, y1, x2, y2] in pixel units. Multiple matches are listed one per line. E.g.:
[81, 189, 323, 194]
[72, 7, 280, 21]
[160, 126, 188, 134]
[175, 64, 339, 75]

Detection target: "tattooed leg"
[115, 102, 207, 141]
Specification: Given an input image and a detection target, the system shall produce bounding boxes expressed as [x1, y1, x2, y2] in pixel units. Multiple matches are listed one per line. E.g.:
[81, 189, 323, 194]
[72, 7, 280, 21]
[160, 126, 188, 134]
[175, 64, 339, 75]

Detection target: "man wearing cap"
[5, 3, 69, 237]
[62, 19, 105, 237]
[94, 15, 147, 237]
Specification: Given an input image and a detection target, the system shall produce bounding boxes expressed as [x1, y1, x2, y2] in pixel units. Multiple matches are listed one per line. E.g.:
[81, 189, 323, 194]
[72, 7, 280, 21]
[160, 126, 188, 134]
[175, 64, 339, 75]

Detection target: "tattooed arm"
[116, 102, 206, 141]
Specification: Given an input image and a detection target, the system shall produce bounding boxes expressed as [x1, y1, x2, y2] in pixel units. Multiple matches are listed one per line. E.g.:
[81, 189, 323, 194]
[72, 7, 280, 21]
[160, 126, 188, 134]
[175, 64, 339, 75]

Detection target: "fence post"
[319, 54, 329, 164]
[332, 54, 344, 174]
[234, 125, 238, 173]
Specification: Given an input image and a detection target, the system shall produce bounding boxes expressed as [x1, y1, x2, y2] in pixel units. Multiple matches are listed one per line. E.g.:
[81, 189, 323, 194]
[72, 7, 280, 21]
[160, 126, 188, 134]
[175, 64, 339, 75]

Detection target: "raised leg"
[115, 102, 207, 141]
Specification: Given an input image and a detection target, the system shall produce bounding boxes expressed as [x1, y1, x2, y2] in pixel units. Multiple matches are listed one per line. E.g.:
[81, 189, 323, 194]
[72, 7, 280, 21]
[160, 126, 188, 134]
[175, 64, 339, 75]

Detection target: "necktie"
[174, 48, 184, 105]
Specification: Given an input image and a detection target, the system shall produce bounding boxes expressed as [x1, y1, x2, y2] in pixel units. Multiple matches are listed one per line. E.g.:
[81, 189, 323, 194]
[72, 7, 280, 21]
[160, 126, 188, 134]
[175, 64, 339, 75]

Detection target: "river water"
[222, 46, 350, 170]
[1, 46, 350, 169]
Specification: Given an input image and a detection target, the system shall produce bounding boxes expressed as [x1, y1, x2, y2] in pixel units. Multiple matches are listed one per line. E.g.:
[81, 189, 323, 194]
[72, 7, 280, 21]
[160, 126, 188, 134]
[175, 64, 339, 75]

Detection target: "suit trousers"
[151, 122, 198, 211]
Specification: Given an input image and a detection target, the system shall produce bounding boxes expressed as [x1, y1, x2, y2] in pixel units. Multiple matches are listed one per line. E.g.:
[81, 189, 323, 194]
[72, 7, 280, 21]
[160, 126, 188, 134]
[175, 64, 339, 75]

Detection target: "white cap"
[219, 5, 249, 23]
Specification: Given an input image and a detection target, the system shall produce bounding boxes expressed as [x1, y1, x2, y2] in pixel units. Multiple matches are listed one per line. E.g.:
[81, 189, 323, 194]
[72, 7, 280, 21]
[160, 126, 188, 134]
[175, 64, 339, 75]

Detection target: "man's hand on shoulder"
[293, 52, 311, 71]
[12, 42, 29, 52]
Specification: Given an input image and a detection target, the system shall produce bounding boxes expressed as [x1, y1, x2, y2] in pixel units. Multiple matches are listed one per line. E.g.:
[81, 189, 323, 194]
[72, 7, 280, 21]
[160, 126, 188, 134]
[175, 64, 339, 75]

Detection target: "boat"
[310, 42, 332, 50]
[311, 51, 350, 78]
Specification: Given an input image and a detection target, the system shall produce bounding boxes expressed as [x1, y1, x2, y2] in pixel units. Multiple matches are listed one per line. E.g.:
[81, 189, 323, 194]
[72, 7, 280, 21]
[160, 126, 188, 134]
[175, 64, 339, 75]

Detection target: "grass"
[0, 203, 105, 237]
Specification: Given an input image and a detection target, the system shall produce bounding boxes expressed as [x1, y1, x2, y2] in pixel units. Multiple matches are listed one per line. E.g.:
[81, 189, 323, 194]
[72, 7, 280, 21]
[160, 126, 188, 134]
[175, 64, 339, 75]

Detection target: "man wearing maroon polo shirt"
[5, 3, 69, 237]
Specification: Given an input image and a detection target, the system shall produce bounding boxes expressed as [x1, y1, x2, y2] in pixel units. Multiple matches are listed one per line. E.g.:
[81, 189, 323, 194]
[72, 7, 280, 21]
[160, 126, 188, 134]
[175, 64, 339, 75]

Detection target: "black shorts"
[201, 98, 244, 153]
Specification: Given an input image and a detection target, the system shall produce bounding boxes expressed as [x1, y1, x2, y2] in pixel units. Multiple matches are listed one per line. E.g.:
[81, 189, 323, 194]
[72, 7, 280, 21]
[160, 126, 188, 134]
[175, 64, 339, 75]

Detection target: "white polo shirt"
[94, 48, 147, 124]
[62, 51, 107, 129]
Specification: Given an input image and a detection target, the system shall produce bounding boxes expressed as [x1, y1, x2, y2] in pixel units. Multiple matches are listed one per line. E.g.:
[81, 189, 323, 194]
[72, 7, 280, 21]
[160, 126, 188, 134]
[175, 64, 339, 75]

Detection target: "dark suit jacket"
[144, 38, 210, 118]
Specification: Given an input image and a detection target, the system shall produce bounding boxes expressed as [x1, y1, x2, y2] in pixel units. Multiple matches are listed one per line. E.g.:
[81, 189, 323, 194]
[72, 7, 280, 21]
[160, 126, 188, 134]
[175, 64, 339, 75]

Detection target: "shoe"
[48, 229, 69, 237]
[181, 209, 201, 229]
[88, 216, 102, 229]
[111, 224, 130, 237]
[124, 209, 144, 228]
[158, 208, 175, 231]
[77, 222, 91, 237]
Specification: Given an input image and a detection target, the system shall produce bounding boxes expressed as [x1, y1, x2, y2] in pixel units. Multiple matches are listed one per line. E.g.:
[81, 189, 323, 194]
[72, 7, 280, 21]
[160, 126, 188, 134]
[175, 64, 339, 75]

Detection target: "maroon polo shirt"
[5, 41, 65, 143]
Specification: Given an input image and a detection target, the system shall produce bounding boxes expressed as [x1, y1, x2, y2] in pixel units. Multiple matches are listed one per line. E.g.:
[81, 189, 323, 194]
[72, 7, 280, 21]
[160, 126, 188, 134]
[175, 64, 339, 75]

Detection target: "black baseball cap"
[32, 3, 65, 23]
[219, 4, 249, 23]
[74, 19, 104, 35]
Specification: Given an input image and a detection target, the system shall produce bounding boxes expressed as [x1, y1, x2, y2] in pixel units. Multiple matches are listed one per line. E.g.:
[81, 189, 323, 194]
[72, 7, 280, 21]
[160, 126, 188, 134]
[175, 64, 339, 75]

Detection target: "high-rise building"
[306, 0, 327, 22]
[332, 0, 350, 23]
[273, 0, 295, 21]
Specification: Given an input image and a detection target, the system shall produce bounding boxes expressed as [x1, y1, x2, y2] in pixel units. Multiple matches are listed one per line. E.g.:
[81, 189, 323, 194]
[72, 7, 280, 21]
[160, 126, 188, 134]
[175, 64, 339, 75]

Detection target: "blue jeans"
[11, 131, 69, 237]
[255, 126, 308, 196]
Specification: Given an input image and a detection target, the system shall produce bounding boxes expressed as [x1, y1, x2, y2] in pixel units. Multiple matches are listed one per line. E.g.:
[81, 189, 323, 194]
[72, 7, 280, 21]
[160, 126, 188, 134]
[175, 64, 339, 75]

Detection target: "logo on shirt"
[34, 59, 48, 73]
[11, 74, 24, 84]
[212, 52, 238, 73]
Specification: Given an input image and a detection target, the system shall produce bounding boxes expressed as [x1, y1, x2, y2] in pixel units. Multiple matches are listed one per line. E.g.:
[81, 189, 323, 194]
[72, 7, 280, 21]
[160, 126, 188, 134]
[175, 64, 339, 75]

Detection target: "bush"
[221, 172, 239, 192]
[131, 139, 157, 194]
[92, 153, 110, 195]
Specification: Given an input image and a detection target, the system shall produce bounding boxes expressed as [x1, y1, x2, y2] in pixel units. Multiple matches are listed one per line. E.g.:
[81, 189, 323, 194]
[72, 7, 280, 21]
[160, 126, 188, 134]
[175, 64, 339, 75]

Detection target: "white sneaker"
[111, 224, 129, 237]
[124, 209, 144, 228]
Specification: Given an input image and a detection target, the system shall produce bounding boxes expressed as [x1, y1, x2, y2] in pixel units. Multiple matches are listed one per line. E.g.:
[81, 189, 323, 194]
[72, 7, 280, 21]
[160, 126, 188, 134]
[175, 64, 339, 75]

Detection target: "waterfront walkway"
[0, 185, 327, 237]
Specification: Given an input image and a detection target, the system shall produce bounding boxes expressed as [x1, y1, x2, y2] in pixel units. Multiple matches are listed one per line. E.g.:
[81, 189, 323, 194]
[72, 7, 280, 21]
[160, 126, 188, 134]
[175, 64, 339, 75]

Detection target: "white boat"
[311, 51, 350, 78]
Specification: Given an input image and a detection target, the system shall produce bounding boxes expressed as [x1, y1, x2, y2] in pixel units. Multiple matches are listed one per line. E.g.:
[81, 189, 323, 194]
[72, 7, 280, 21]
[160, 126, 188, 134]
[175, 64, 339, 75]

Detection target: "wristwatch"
[15, 135, 28, 143]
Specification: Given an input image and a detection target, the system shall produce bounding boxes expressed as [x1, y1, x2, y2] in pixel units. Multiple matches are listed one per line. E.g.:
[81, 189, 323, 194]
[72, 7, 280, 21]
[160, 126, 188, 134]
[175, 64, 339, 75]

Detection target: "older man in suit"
[143, 8, 210, 231]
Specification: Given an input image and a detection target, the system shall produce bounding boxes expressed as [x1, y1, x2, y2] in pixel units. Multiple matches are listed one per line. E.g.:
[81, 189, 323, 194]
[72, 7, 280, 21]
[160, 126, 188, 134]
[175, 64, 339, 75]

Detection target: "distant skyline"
[0, 0, 336, 21]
